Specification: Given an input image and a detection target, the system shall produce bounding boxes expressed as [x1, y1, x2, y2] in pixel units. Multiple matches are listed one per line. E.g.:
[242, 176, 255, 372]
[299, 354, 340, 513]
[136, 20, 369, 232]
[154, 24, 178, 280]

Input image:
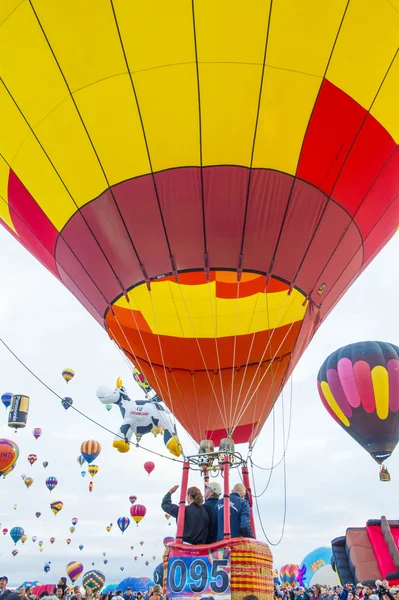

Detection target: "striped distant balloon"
[50, 500, 63, 515]
[130, 504, 147, 526]
[279, 564, 299, 587]
[80, 441, 101, 464]
[62, 397, 73, 410]
[66, 561, 83, 583]
[117, 517, 130, 534]
[1, 393, 13, 409]
[45, 476, 58, 492]
[318, 341, 399, 464]
[33, 428, 42, 440]
[62, 369, 75, 383]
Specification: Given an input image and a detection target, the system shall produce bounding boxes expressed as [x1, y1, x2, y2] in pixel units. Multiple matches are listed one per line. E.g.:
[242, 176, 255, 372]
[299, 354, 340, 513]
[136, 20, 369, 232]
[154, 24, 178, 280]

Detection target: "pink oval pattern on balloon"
[337, 357, 361, 408]
[326, 368, 352, 418]
[353, 360, 375, 413]
[387, 360, 399, 412]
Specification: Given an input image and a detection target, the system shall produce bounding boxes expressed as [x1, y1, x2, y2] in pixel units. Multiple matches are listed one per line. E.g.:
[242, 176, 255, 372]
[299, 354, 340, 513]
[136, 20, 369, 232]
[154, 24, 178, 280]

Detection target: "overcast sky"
[0, 227, 398, 587]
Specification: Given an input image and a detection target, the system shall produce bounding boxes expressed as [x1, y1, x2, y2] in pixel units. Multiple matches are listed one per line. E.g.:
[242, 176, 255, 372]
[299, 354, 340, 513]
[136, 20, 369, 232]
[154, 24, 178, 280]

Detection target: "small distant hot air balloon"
[66, 561, 83, 583]
[133, 367, 152, 395]
[134, 556, 137, 561]
[2, 528, 8, 535]
[66, 538, 71, 545]
[28, 454, 37, 466]
[163, 537, 175, 547]
[43, 461, 49, 468]
[50, 500, 63, 515]
[72, 518, 78, 526]
[0, 438, 19, 478]
[24, 477, 34, 489]
[12, 549, 18, 557]
[1, 392, 13, 409]
[38, 540, 44, 547]
[88, 481, 94, 493]
[8, 395, 30, 431]
[103, 552, 106, 557]
[165, 513, 171, 520]
[130, 546, 134, 550]
[10, 526, 24, 545]
[117, 517, 130, 534]
[144, 462, 155, 475]
[35, 512, 41, 518]
[82, 570, 105, 592]
[279, 564, 299, 588]
[145, 561, 149, 567]
[45, 476, 58, 492]
[106, 526, 111, 532]
[33, 428, 42, 440]
[120, 566, 124, 571]
[40, 547, 44, 552]
[80, 441, 101, 464]
[103, 560, 108, 565]
[129, 495, 137, 505]
[21, 535, 27, 544]
[62, 369, 75, 383]
[70, 526, 75, 534]
[32, 536, 37, 542]
[105, 405, 112, 412]
[88, 465, 98, 478]
[77, 455, 86, 466]
[62, 397, 73, 410]
[140, 540, 144, 546]
[50, 537, 55, 544]
[79, 545, 84, 551]
[152, 555, 156, 561]
[81, 471, 86, 477]
[130, 504, 146, 526]
[13, 503, 17, 509]
[44, 563, 50, 574]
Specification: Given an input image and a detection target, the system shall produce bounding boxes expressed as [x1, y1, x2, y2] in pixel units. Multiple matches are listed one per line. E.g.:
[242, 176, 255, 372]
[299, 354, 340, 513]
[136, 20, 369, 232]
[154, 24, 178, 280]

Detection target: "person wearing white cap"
[203, 482, 222, 543]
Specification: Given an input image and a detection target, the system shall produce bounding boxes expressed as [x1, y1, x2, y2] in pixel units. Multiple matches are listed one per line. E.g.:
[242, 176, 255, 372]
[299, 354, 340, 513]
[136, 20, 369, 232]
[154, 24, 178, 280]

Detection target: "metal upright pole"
[176, 460, 190, 542]
[222, 455, 231, 540]
[242, 463, 256, 538]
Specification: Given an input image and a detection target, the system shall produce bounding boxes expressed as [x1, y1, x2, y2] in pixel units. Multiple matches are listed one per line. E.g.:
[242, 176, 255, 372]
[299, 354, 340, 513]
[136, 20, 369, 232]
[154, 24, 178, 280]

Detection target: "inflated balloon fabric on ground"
[0, 1, 398, 446]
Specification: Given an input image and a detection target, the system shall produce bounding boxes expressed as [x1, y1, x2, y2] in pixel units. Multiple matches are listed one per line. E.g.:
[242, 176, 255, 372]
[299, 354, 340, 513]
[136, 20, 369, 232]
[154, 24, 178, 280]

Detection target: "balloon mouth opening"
[371, 451, 392, 464]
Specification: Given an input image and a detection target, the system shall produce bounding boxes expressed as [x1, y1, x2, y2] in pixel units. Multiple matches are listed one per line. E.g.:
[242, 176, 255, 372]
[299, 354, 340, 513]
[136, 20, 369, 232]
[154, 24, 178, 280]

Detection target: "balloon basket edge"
[163, 538, 274, 600]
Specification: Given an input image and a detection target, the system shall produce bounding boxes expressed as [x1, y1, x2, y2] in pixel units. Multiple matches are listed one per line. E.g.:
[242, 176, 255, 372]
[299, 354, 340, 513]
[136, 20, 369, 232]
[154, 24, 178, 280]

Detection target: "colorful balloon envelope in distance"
[24, 477, 34, 489]
[38, 540, 44, 547]
[62, 369, 75, 383]
[71, 518, 78, 526]
[0, 439, 19, 476]
[28, 454, 37, 466]
[80, 441, 101, 464]
[139, 540, 144, 546]
[103, 560, 108, 565]
[106, 526, 111, 532]
[77, 455, 85, 466]
[103, 552, 106, 557]
[32, 536, 37, 542]
[50, 500, 63, 515]
[13, 503, 17, 509]
[40, 547, 44, 552]
[134, 557, 137, 561]
[1, 393, 13, 409]
[145, 561, 149, 567]
[35, 512, 41, 518]
[82, 570, 105, 592]
[129, 495, 137, 504]
[130, 504, 146, 525]
[88, 465, 98, 477]
[144, 461, 155, 475]
[21, 535, 28, 544]
[66, 561, 83, 583]
[105, 404, 112, 411]
[81, 471, 86, 477]
[62, 397, 73, 410]
[79, 545, 84, 551]
[44, 563, 51, 574]
[10, 526, 24, 544]
[50, 537, 55, 544]
[117, 517, 130, 534]
[69, 527, 75, 534]
[12, 549, 18, 557]
[120, 567, 124, 571]
[66, 538, 71, 545]
[318, 341, 399, 466]
[163, 536, 175, 547]
[45, 476, 58, 492]
[33, 428, 42, 440]
[43, 461, 49, 468]
[279, 564, 299, 587]
[2, 528, 8, 535]
[88, 481, 93, 492]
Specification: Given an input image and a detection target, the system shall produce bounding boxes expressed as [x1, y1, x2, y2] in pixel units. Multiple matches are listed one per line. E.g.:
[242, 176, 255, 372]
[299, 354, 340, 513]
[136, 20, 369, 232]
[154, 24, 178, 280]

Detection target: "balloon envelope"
[1, 393, 13, 409]
[1, 3, 399, 447]
[10, 526, 24, 544]
[280, 564, 299, 587]
[297, 547, 333, 586]
[45, 476, 58, 491]
[28, 454, 37, 466]
[82, 570, 105, 592]
[129, 495, 137, 505]
[318, 341, 399, 464]
[62, 397, 73, 410]
[62, 369, 75, 383]
[24, 477, 34, 488]
[117, 517, 130, 534]
[50, 500, 63, 515]
[144, 462, 155, 475]
[33, 428, 42, 440]
[130, 504, 147, 525]
[66, 561, 83, 583]
[80, 441, 101, 464]
[0, 438, 19, 476]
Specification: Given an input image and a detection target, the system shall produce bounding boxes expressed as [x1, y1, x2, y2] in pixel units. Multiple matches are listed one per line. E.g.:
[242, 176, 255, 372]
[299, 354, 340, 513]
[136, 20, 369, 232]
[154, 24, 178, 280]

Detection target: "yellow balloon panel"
[200, 63, 261, 167]
[266, 0, 349, 75]
[0, 1, 68, 127]
[253, 67, 321, 174]
[134, 64, 200, 172]
[74, 75, 150, 186]
[194, 0, 271, 64]
[113, 0, 195, 73]
[33, 0, 126, 93]
[327, 0, 399, 111]
[371, 54, 399, 144]
[0, 157, 14, 231]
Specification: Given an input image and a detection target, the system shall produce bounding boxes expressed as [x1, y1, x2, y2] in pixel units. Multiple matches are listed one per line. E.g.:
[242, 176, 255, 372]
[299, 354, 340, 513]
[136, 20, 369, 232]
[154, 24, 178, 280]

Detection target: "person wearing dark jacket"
[161, 484, 209, 545]
[217, 483, 255, 541]
[0, 577, 11, 600]
[203, 481, 221, 543]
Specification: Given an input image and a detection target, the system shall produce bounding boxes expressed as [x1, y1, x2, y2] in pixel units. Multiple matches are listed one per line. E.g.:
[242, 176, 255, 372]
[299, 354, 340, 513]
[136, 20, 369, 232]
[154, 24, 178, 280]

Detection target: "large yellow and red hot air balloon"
[0, 1, 398, 447]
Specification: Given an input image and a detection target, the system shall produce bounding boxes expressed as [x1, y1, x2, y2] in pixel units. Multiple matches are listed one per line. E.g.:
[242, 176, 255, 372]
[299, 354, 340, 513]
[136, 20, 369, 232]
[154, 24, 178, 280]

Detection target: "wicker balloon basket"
[163, 538, 273, 600]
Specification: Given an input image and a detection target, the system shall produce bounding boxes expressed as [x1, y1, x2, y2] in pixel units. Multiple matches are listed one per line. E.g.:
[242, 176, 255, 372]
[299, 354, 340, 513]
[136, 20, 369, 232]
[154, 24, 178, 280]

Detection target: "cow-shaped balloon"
[96, 380, 182, 456]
